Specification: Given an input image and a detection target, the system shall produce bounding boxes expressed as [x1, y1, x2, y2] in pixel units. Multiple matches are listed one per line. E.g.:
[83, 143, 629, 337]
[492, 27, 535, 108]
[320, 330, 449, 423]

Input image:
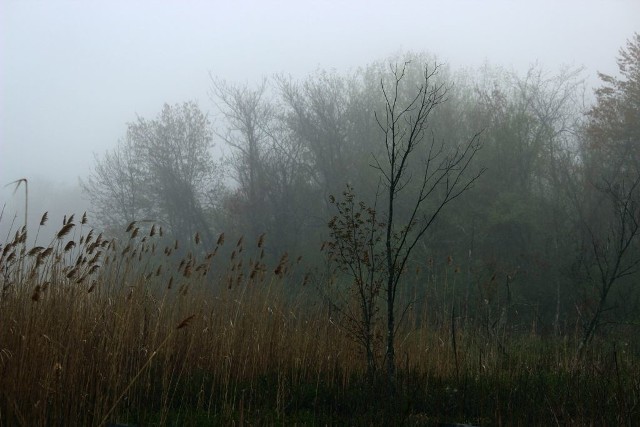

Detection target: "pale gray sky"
[1, 0, 638, 188]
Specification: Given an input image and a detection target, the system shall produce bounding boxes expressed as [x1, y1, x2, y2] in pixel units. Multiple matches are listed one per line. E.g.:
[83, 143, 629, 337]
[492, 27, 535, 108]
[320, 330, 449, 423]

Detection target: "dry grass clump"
[0, 214, 359, 425]
[1, 212, 639, 425]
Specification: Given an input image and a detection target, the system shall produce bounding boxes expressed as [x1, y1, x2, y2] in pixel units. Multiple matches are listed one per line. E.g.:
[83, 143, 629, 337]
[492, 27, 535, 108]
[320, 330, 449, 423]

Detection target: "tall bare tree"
[327, 62, 484, 395]
[374, 62, 484, 389]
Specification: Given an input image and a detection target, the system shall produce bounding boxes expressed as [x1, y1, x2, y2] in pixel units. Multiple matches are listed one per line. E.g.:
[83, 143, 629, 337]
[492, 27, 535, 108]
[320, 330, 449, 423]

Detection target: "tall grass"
[1, 213, 638, 425]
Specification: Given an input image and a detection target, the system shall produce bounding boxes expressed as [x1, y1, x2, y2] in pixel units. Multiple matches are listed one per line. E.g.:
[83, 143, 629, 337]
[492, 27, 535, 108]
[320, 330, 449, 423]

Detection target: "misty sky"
[1, 0, 639, 189]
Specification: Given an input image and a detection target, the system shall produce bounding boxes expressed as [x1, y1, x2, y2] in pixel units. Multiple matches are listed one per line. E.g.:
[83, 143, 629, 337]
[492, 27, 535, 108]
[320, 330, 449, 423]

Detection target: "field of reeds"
[1, 212, 639, 426]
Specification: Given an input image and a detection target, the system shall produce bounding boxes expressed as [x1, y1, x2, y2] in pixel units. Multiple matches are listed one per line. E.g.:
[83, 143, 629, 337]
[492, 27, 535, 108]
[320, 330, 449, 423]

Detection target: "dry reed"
[0, 213, 638, 425]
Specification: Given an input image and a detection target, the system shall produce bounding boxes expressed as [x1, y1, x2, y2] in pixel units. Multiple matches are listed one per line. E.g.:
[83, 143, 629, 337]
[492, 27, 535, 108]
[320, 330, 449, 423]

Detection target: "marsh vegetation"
[2, 33, 640, 427]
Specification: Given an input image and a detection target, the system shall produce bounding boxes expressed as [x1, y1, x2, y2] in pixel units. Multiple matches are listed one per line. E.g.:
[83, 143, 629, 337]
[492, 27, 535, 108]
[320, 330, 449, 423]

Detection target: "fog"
[1, 1, 637, 187]
[0, 0, 638, 239]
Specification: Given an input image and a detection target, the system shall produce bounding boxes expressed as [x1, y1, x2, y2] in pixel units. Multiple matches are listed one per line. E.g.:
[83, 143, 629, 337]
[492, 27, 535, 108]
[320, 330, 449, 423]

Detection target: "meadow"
[1, 212, 638, 426]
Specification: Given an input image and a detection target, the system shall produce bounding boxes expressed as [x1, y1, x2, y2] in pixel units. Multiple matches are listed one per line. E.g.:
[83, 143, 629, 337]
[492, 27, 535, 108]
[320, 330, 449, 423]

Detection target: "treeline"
[83, 36, 640, 348]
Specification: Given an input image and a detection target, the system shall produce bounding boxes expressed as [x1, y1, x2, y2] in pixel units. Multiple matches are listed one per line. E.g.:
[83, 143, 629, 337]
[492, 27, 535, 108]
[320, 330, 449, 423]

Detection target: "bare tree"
[210, 77, 319, 254]
[82, 137, 150, 233]
[209, 77, 273, 241]
[576, 175, 640, 352]
[474, 64, 586, 334]
[373, 62, 484, 390]
[260, 117, 317, 254]
[327, 62, 484, 395]
[277, 72, 358, 210]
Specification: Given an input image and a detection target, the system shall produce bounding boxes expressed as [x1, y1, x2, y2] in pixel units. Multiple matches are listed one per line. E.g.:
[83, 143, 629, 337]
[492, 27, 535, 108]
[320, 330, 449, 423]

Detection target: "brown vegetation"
[0, 215, 639, 425]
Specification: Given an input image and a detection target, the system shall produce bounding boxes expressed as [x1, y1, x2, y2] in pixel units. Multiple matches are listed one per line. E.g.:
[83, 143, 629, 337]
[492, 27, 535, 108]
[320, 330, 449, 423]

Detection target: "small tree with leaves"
[324, 185, 386, 384]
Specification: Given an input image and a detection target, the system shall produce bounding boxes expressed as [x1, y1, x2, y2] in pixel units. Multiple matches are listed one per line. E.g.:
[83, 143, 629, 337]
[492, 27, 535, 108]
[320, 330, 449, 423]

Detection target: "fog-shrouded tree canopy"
[83, 40, 640, 340]
[83, 101, 223, 244]
[77, 36, 640, 400]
